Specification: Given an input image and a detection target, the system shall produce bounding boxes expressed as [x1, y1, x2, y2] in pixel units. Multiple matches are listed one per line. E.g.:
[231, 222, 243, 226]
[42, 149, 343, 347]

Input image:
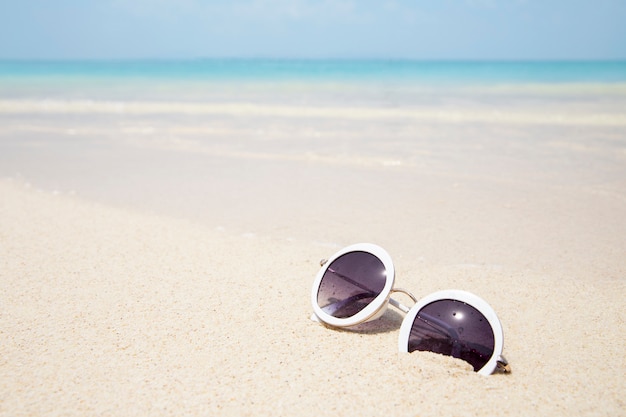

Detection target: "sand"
[1, 84, 625, 416]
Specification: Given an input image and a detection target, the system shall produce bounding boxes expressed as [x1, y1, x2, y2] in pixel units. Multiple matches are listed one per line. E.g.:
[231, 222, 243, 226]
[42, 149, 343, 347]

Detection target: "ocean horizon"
[1, 58, 626, 84]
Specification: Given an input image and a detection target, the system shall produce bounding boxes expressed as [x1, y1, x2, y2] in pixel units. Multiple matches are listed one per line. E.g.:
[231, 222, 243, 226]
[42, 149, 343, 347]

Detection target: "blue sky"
[1, 0, 625, 60]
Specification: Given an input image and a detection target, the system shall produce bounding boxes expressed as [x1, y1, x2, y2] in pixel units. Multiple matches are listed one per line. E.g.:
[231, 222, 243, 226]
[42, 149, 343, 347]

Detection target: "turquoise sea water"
[2, 59, 625, 104]
[1, 59, 626, 84]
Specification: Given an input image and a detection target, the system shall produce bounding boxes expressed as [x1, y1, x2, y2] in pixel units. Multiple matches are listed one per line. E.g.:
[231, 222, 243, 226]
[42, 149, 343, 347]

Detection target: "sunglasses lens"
[408, 299, 495, 372]
[317, 251, 387, 318]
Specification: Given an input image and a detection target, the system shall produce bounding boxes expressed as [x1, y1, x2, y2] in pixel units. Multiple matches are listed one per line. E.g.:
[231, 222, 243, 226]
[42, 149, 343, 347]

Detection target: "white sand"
[1, 179, 624, 416]
[1, 86, 626, 415]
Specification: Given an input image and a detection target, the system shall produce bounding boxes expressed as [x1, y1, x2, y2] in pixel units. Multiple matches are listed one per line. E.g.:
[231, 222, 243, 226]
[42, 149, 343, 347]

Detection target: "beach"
[1, 61, 625, 416]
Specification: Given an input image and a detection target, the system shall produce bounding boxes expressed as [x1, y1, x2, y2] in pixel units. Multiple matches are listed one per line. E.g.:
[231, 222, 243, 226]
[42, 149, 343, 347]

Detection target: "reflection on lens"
[408, 299, 495, 371]
[317, 251, 386, 318]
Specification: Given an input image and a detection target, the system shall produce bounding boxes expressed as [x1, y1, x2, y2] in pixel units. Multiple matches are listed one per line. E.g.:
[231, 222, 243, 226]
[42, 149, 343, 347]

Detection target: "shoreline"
[0, 98, 624, 124]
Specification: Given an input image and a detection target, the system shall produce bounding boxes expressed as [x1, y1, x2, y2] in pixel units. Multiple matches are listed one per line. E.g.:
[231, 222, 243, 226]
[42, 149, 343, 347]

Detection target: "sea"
[1, 59, 626, 103]
[1, 59, 626, 83]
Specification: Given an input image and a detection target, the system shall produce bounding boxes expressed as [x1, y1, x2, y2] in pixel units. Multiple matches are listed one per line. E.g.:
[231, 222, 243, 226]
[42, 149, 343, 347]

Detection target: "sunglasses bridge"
[389, 288, 417, 313]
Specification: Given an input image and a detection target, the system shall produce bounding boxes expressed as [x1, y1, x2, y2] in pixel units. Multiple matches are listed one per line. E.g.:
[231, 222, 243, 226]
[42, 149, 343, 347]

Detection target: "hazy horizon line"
[2, 57, 626, 63]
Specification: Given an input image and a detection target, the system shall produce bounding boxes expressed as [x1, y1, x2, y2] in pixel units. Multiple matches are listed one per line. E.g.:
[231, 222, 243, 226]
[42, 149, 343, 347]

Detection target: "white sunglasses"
[310, 243, 510, 375]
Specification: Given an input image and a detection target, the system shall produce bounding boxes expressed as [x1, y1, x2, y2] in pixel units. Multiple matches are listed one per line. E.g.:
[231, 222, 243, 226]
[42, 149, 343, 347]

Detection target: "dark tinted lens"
[317, 251, 387, 318]
[408, 299, 495, 372]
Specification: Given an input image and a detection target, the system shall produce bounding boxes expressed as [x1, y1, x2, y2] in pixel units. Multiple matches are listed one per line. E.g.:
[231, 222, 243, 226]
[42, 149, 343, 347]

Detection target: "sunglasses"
[310, 243, 510, 375]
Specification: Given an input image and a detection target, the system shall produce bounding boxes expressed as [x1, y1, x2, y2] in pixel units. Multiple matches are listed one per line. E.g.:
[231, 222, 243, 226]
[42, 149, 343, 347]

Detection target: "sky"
[0, 0, 625, 60]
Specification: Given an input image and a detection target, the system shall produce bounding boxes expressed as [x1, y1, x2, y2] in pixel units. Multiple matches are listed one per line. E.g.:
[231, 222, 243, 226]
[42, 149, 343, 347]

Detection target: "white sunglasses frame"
[311, 243, 509, 375]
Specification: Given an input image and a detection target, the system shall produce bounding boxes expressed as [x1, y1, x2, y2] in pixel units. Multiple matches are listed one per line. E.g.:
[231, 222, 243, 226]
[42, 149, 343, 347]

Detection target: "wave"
[1, 99, 625, 126]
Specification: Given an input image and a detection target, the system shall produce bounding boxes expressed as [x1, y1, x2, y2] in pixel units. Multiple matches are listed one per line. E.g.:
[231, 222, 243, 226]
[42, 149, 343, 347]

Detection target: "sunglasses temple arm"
[497, 356, 511, 373]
